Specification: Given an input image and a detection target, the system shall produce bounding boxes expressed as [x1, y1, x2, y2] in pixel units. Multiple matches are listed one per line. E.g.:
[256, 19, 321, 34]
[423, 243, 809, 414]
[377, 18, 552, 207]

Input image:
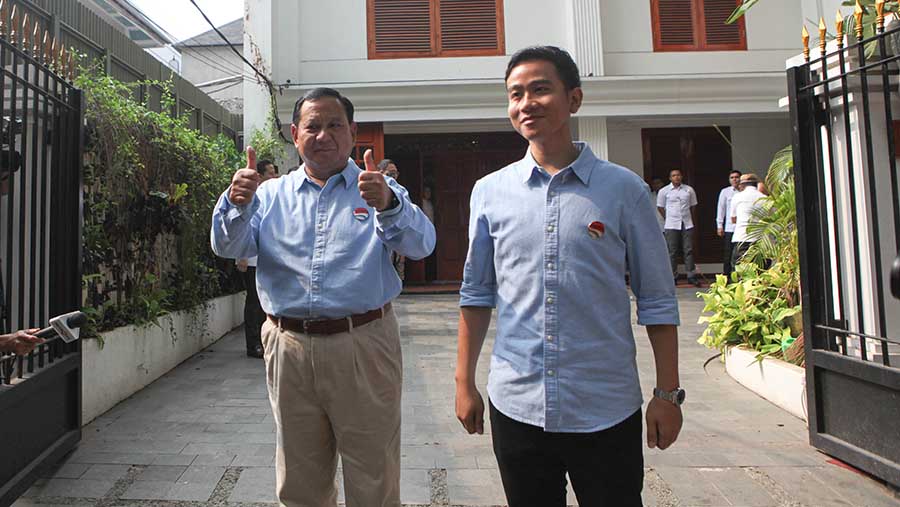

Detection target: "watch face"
[676, 389, 686, 404]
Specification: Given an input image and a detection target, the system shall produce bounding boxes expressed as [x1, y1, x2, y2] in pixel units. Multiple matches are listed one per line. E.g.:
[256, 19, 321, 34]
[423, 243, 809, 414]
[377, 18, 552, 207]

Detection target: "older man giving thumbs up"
[211, 87, 435, 507]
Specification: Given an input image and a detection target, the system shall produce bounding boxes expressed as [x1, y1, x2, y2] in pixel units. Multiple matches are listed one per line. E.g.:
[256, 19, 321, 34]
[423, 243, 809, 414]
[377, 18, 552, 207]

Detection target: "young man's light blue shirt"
[460, 143, 679, 432]
[211, 160, 435, 319]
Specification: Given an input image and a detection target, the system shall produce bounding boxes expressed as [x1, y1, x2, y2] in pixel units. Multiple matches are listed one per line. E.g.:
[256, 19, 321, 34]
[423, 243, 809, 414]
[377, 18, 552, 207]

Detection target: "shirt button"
[546, 335, 553, 342]
[547, 225, 554, 232]
[546, 262, 553, 270]
[547, 370, 555, 377]
[546, 296, 554, 304]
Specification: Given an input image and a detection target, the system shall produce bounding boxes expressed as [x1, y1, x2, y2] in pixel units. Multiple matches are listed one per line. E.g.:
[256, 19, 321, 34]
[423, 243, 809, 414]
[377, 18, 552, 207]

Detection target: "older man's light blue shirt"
[211, 160, 435, 319]
[460, 143, 679, 433]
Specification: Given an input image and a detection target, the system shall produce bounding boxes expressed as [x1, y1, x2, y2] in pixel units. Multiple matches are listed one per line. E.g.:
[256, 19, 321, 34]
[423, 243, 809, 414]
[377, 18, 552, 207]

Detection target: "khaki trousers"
[260, 308, 403, 507]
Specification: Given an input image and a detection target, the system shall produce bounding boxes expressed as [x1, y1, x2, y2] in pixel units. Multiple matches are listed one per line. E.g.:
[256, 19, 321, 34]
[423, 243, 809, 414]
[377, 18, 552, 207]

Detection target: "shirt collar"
[293, 159, 359, 191]
[518, 142, 596, 185]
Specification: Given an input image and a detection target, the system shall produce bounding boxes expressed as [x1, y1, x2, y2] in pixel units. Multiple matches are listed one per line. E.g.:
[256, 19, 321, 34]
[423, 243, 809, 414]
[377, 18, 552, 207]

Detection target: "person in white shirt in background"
[729, 173, 767, 268]
[236, 159, 279, 358]
[657, 168, 700, 287]
[716, 170, 742, 277]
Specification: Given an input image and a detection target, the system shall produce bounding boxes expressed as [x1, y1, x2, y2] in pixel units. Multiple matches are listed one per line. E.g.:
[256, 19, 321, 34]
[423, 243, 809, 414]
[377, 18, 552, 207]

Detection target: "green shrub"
[697, 145, 803, 363]
[697, 263, 801, 361]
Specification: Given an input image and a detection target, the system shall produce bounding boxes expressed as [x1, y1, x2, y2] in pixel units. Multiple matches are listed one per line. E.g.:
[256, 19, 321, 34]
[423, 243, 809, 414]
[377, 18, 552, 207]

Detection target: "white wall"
[82, 293, 245, 424]
[181, 46, 243, 113]
[605, 116, 791, 179]
[273, 0, 568, 85]
[244, 0, 273, 143]
[600, 0, 802, 76]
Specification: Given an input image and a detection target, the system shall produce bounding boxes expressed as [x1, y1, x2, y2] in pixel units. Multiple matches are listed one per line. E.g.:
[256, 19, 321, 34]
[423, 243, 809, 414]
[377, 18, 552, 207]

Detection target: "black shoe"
[688, 277, 702, 287]
[247, 344, 264, 358]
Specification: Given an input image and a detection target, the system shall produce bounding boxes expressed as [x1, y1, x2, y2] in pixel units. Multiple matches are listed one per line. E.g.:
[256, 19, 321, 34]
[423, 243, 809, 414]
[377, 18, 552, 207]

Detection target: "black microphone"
[34, 311, 87, 342]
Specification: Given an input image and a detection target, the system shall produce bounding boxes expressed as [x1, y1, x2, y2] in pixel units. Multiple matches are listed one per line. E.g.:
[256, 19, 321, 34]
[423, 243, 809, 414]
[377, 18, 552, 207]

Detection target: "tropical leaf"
[726, 0, 760, 24]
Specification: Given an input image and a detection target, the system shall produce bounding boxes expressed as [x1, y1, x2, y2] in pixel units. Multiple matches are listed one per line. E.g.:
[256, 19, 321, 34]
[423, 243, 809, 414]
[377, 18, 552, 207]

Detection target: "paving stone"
[80, 464, 131, 481]
[399, 468, 431, 504]
[189, 453, 236, 466]
[20, 294, 899, 507]
[27, 478, 116, 499]
[135, 465, 187, 481]
[229, 467, 276, 503]
[655, 466, 730, 506]
[120, 480, 173, 500]
[42, 463, 90, 479]
[700, 468, 777, 506]
[150, 453, 197, 466]
[447, 468, 507, 505]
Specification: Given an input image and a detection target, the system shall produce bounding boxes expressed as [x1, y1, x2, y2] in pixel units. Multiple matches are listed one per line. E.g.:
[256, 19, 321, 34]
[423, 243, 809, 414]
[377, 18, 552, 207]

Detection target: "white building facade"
[245, 0, 806, 282]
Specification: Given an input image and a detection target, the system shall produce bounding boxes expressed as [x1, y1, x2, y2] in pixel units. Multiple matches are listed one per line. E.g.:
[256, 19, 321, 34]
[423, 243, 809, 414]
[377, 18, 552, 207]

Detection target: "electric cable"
[187, 0, 288, 142]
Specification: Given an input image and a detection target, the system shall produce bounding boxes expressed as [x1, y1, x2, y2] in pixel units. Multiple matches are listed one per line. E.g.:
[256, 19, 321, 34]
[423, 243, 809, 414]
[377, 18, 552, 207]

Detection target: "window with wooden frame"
[367, 0, 505, 59]
[650, 0, 746, 52]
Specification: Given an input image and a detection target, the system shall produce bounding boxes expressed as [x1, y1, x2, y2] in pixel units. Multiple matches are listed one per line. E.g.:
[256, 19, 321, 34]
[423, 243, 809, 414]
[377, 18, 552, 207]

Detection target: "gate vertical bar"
[789, 64, 827, 438]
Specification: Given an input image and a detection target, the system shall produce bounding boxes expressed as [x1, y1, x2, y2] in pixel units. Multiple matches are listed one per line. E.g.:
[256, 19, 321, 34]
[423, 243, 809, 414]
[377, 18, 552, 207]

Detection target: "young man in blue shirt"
[455, 46, 684, 506]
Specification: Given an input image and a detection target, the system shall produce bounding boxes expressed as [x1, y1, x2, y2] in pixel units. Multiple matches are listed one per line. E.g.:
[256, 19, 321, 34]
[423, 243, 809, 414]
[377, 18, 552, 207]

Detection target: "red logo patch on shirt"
[587, 221, 605, 239]
[353, 207, 370, 221]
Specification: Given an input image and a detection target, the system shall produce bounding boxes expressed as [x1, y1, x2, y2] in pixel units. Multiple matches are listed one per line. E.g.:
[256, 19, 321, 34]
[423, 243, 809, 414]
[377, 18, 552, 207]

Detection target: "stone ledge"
[81, 292, 246, 425]
[724, 345, 808, 422]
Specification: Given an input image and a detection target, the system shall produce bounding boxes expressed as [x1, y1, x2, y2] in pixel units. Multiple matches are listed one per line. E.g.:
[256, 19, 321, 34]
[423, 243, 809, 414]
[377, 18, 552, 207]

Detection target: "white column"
[572, 0, 604, 77]
[576, 117, 608, 160]
[243, 0, 273, 139]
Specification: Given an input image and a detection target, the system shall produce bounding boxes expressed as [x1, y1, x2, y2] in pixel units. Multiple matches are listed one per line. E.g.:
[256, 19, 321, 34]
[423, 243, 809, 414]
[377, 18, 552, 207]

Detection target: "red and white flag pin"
[587, 221, 605, 239]
[353, 207, 370, 221]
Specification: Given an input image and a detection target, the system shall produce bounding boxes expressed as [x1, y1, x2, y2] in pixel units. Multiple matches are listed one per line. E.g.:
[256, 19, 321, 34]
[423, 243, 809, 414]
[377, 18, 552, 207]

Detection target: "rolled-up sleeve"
[210, 188, 260, 260]
[459, 180, 496, 308]
[624, 184, 680, 326]
[375, 179, 436, 260]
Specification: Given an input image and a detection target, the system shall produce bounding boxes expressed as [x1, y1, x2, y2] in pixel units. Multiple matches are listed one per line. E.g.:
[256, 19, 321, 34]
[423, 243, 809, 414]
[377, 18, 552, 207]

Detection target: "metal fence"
[8, 0, 241, 143]
[788, 13, 900, 487]
[0, 11, 83, 504]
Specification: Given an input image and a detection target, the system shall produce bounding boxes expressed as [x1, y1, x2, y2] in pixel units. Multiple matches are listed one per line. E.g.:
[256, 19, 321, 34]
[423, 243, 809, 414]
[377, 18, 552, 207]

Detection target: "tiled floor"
[15, 291, 900, 506]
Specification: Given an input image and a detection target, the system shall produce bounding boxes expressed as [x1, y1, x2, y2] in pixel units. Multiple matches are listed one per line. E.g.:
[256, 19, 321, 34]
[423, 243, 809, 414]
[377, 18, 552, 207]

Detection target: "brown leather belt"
[268, 303, 391, 335]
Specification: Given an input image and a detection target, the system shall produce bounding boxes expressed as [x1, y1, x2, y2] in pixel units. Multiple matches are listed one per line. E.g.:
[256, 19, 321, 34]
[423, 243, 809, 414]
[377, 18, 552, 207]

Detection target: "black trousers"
[241, 268, 265, 352]
[490, 401, 644, 507]
[722, 232, 735, 277]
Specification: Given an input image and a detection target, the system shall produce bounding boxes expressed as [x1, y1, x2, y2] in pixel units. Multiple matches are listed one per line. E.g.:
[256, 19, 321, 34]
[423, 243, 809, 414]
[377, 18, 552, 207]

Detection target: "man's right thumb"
[246, 146, 257, 170]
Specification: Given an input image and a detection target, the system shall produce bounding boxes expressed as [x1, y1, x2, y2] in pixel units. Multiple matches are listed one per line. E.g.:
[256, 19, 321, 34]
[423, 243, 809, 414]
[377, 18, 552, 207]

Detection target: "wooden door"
[642, 127, 733, 264]
[384, 133, 527, 281]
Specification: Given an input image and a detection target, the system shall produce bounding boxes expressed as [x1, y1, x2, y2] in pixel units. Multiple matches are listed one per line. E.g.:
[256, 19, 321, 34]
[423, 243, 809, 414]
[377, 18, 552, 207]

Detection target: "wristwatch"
[653, 386, 686, 406]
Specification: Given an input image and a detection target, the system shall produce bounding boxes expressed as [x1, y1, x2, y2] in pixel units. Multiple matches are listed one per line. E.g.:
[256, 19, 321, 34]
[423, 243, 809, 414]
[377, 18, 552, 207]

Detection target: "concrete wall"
[181, 46, 244, 113]
[82, 293, 245, 425]
[600, 0, 801, 76]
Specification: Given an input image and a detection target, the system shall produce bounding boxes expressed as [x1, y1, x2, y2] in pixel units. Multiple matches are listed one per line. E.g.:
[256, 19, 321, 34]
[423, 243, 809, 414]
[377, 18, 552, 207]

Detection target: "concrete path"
[16, 291, 900, 506]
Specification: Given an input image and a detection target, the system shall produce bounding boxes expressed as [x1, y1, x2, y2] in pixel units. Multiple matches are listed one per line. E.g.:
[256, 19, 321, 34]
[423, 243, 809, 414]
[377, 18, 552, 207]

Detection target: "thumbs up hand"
[358, 149, 393, 211]
[229, 147, 262, 206]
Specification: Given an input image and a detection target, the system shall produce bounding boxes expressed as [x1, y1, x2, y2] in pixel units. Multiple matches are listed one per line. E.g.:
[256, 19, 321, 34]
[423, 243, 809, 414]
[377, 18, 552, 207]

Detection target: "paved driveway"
[16, 291, 899, 506]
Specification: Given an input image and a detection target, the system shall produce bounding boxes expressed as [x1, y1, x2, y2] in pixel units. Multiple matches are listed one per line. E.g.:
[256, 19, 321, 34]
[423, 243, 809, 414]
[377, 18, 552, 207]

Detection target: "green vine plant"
[76, 65, 244, 339]
[247, 109, 286, 166]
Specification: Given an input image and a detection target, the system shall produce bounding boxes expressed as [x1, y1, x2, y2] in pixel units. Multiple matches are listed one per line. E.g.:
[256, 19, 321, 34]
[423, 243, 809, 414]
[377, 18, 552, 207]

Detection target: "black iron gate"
[789, 16, 900, 488]
[0, 7, 84, 506]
